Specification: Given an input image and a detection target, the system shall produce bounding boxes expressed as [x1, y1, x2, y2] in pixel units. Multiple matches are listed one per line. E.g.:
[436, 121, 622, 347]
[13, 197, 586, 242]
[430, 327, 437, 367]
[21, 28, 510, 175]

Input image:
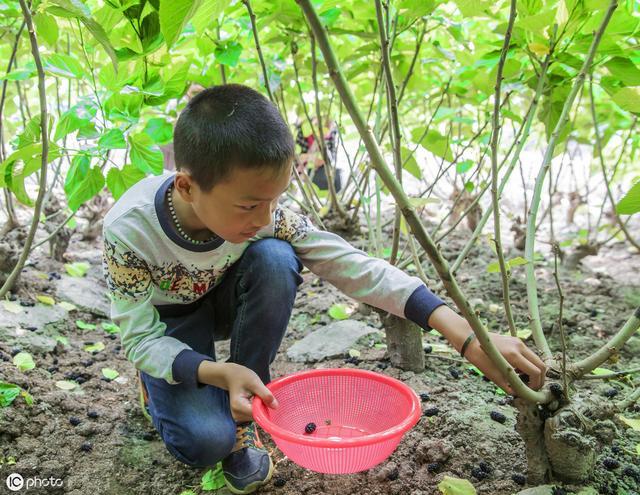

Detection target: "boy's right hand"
[198, 361, 279, 423]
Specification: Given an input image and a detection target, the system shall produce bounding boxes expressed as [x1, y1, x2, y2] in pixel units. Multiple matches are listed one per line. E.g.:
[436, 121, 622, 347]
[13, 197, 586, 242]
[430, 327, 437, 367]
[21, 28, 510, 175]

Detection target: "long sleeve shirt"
[102, 172, 446, 386]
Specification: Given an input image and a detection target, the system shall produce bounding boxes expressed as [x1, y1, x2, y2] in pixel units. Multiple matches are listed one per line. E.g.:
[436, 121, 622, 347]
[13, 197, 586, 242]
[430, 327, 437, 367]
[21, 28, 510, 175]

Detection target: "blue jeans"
[140, 238, 303, 467]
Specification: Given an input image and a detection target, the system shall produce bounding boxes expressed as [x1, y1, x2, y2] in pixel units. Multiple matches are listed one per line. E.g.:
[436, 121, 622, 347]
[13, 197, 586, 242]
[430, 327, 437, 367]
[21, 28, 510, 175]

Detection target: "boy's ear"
[174, 171, 196, 202]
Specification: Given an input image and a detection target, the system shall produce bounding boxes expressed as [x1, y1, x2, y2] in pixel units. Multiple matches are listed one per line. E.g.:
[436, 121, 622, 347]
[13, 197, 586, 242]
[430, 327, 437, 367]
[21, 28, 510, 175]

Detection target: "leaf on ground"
[13, 352, 35, 372]
[201, 463, 225, 491]
[591, 367, 615, 376]
[64, 261, 90, 277]
[84, 342, 105, 353]
[1, 300, 23, 314]
[328, 303, 350, 320]
[54, 335, 69, 346]
[517, 329, 532, 340]
[58, 301, 78, 312]
[618, 415, 640, 431]
[20, 390, 33, 406]
[0, 382, 21, 407]
[348, 349, 361, 358]
[467, 365, 484, 377]
[36, 295, 55, 306]
[430, 343, 455, 354]
[101, 322, 121, 334]
[101, 368, 119, 380]
[55, 380, 78, 391]
[76, 320, 97, 330]
[438, 475, 477, 495]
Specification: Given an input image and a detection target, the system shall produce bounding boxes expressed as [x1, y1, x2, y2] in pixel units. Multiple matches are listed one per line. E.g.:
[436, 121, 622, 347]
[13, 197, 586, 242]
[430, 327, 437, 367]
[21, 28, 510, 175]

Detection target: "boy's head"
[172, 84, 294, 243]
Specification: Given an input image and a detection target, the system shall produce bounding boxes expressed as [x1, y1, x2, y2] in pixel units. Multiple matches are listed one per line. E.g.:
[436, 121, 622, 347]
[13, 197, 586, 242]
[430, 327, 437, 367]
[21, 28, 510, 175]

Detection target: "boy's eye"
[238, 205, 258, 211]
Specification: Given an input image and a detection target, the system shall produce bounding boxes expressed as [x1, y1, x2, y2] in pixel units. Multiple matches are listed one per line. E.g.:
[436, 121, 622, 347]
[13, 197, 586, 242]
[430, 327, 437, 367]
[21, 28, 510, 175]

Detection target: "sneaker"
[136, 370, 152, 423]
[222, 421, 274, 494]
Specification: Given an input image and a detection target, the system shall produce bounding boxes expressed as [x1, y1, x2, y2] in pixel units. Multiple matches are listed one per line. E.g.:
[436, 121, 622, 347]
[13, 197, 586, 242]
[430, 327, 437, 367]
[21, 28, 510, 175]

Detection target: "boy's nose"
[253, 202, 273, 229]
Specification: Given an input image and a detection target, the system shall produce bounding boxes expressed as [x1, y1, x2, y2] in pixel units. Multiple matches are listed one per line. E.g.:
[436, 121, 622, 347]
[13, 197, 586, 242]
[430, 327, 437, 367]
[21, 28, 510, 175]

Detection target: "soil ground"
[1, 217, 639, 495]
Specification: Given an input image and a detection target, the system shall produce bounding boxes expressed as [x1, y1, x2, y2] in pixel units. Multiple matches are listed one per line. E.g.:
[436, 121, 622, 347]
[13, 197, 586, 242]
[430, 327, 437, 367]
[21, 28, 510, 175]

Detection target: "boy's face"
[175, 164, 292, 244]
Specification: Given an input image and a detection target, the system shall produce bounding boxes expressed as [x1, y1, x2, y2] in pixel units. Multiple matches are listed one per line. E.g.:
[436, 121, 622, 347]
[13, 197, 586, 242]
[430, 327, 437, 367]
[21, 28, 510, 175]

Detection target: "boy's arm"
[271, 207, 547, 393]
[103, 229, 214, 386]
[272, 207, 447, 329]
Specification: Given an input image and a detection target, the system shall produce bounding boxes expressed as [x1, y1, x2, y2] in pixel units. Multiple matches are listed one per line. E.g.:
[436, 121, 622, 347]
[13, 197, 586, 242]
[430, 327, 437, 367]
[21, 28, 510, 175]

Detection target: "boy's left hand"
[463, 332, 547, 395]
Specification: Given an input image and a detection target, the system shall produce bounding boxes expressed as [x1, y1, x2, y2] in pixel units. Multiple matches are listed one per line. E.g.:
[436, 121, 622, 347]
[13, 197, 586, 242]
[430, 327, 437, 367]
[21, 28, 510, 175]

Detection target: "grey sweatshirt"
[102, 172, 446, 386]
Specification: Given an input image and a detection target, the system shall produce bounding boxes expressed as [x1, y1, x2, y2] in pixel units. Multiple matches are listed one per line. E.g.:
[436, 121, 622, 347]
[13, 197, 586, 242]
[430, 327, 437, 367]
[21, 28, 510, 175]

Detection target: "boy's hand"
[220, 363, 279, 423]
[427, 305, 547, 396]
[464, 332, 547, 395]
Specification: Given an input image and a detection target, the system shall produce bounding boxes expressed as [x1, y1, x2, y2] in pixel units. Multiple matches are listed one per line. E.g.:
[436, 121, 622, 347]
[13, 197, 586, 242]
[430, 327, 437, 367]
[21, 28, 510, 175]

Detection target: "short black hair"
[173, 84, 294, 191]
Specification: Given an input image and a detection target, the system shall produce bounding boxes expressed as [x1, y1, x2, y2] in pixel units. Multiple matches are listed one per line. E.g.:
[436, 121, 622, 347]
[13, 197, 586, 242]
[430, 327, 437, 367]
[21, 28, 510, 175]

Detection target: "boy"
[102, 84, 546, 494]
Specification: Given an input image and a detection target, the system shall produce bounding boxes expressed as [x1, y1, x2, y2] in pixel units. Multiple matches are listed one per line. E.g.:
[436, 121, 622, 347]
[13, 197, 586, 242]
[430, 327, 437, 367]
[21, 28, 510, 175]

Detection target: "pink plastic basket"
[253, 368, 421, 474]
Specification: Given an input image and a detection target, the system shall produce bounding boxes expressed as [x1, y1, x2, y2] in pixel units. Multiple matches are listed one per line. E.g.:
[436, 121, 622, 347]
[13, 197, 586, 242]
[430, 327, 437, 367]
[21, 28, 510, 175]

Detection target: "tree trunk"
[376, 310, 424, 372]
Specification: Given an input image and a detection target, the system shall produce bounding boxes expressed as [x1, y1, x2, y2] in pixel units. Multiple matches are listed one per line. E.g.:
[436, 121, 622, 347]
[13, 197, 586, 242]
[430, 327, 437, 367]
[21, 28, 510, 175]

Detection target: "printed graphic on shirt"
[103, 206, 313, 303]
[273, 206, 314, 243]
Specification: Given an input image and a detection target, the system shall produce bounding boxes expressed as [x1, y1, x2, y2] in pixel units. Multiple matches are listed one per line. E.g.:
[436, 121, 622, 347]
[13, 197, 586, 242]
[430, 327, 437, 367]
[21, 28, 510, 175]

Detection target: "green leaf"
[612, 87, 640, 114]
[398, 0, 436, 18]
[348, 349, 361, 358]
[438, 475, 477, 495]
[84, 342, 105, 353]
[412, 128, 454, 162]
[76, 320, 97, 330]
[54, 105, 93, 142]
[33, 13, 59, 46]
[13, 352, 35, 372]
[36, 295, 56, 305]
[101, 368, 119, 380]
[201, 463, 226, 491]
[215, 40, 243, 67]
[319, 7, 341, 27]
[456, 159, 474, 174]
[328, 303, 350, 320]
[605, 57, 640, 86]
[591, 367, 615, 376]
[129, 133, 164, 174]
[0, 142, 61, 204]
[0, 68, 35, 81]
[80, 17, 118, 70]
[58, 301, 78, 312]
[401, 147, 422, 179]
[64, 262, 90, 277]
[102, 322, 121, 334]
[616, 181, 640, 215]
[104, 93, 143, 123]
[1, 300, 23, 314]
[159, 0, 204, 49]
[0, 382, 21, 407]
[619, 415, 640, 431]
[140, 11, 162, 52]
[55, 335, 69, 346]
[55, 380, 78, 391]
[106, 164, 146, 200]
[454, 0, 491, 17]
[98, 129, 127, 150]
[143, 118, 173, 144]
[20, 390, 33, 406]
[487, 256, 529, 273]
[517, 329, 532, 340]
[44, 53, 86, 78]
[66, 166, 105, 212]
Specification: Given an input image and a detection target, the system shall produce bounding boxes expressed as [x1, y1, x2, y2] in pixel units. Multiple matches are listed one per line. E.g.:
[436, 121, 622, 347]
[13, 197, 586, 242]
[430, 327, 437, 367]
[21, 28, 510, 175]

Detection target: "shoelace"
[232, 422, 262, 452]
